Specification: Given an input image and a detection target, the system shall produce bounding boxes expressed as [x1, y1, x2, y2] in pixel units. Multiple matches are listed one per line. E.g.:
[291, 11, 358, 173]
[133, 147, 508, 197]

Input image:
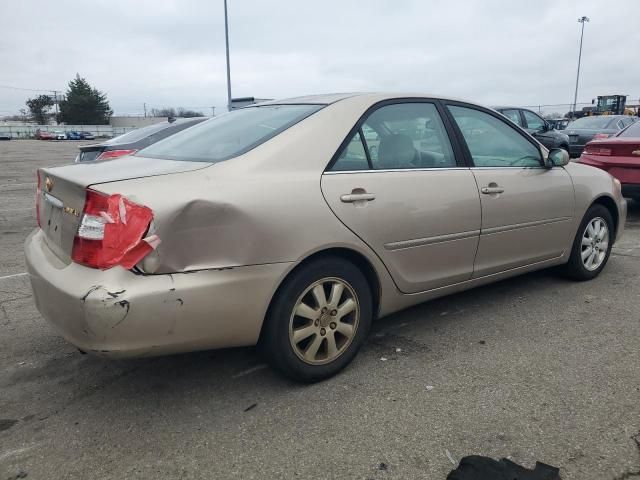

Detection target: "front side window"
[137, 105, 323, 162]
[522, 110, 545, 131]
[501, 109, 522, 126]
[330, 102, 456, 171]
[448, 105, 542, 168]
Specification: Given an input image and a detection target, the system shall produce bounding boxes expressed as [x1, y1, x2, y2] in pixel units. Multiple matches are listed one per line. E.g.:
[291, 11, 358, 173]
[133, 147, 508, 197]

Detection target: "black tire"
[562, 204, 614, 280]
[261, 257, 373, 383]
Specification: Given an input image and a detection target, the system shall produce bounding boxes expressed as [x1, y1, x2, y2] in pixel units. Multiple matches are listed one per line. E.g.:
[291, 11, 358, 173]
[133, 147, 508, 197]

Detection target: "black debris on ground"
[447, 455, 561, 480]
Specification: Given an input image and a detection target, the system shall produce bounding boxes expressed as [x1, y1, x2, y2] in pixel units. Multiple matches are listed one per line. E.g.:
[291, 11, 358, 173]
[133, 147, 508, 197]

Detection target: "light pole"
[572, 16, 589, 119]
[224, 0, 232, 111]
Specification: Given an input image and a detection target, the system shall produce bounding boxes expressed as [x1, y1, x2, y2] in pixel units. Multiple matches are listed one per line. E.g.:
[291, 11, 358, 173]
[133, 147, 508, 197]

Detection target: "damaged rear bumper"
[25, 229, 291, 357]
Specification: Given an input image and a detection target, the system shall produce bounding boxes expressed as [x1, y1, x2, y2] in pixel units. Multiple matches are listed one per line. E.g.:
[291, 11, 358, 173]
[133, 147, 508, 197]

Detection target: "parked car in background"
[579, 120, 640, 202]
[75, 117, 206, 162]
[565, 115, 637, 157]
[53, 130, 66, 140]
[494, 107, 570, 154]
[79, 131, 95, 140]
[35, 129, 54, 140]
[27, 93, 626, 382]
[66, 131, 82, 140]
[0, 132, 11, 140]
[547, 118, 569, 131]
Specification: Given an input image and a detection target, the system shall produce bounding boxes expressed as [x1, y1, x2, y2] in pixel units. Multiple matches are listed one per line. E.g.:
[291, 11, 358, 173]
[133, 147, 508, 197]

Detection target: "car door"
[321, 101, 481, 293]
[445, 104, 575, 277]
[521, 109, 554, 149]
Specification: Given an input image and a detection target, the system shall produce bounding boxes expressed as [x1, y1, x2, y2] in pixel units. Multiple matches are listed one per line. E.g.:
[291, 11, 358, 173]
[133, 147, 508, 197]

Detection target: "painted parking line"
[0, 182, 37, 188]
[0, 272, 28, 281]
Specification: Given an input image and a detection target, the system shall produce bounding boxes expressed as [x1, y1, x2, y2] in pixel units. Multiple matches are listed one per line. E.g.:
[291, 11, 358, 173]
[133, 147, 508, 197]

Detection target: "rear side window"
[332, 131, 369, 171]
[137, 105, 323, 162]
[330, 102, 456, 171]
[448, 105, 542, 168]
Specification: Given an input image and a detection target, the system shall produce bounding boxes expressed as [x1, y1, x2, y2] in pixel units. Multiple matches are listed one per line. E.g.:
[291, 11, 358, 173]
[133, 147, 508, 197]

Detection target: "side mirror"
[546, 148, 570, 168]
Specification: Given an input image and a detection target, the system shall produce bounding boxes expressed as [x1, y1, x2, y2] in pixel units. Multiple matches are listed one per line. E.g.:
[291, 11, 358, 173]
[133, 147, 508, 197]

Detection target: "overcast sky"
[1, 0, 639, 117]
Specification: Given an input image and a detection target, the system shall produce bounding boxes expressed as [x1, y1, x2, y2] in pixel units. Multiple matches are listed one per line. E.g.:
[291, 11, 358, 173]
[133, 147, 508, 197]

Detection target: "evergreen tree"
[58, 74, 113, 125]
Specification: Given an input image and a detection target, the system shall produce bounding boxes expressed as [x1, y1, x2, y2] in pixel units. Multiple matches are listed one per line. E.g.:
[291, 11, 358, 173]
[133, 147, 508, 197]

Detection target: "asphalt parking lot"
[1, 140, 639, 480]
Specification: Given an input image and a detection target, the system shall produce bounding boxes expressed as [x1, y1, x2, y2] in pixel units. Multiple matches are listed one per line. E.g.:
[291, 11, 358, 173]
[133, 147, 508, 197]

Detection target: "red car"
[579, 120, 640, 202]
[35, 129, 54, 140]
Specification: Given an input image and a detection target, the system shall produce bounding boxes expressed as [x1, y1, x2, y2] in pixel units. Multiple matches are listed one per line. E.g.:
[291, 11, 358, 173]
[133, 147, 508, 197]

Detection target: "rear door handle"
[340, 193, 376, 203]
[481, 186, 505, 195]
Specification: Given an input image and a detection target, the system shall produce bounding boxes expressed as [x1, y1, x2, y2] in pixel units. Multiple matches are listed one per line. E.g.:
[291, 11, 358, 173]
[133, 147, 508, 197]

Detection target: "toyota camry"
[25, 93, 627, 382]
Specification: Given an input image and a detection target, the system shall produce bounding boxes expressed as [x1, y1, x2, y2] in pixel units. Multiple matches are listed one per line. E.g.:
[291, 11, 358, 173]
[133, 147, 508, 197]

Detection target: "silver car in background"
[26, 93, 626, 382]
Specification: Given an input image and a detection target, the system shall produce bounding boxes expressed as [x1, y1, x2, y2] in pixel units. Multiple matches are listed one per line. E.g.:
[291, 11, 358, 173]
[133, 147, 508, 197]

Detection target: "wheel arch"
[258, 247, 382, 344]
[590, 195, 619, 239]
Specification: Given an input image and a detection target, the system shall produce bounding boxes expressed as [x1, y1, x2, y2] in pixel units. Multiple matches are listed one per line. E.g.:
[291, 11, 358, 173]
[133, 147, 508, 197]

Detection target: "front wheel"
[261, 257, 372, 382]
[561, 204, 614, 280]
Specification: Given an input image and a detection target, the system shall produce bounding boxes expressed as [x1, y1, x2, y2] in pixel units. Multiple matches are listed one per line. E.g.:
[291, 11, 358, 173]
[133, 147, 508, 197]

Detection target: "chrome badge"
[63, 206, 80, 217]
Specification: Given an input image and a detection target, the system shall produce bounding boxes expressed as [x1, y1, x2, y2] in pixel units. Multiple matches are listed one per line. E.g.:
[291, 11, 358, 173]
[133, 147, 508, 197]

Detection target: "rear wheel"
[261, 257, 372, 382]
[562, 204, 614, 280]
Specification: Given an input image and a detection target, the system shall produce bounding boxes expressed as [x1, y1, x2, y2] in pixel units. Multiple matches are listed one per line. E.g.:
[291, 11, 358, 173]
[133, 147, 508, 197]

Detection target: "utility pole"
[572, 16, 589, 119]
[224, 0, 232, 111]
[210, 106, 216, 116]
[51, 90, 59, 124]
[143, 102, 147, 118]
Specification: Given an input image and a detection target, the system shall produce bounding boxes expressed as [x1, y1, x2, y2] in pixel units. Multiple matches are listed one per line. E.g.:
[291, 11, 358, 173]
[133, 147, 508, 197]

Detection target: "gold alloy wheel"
[289, 277, 360, 365]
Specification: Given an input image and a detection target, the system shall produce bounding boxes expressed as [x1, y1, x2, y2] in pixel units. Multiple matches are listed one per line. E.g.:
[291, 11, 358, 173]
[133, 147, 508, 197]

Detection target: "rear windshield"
[136, 105, 323, 162]
[618, 121, 640, 137]
[567, 116, 615, 129]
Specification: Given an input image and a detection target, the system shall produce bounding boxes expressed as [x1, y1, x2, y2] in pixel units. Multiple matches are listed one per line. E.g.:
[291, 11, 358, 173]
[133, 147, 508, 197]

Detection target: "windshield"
[618, 121, 640, 138]
[567, 116, 615, 129]
[137, 104, 323, 162]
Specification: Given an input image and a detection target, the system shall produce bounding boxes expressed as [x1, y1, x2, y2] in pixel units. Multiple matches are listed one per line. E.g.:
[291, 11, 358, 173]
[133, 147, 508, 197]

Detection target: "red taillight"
[97, 149, 137, 160]
[592, 133, 611, 140]
[71, 190, 155, 269]
[72, 190, 109, 268]
[35, 171, 41, 227]
[583, 145, 612, 156]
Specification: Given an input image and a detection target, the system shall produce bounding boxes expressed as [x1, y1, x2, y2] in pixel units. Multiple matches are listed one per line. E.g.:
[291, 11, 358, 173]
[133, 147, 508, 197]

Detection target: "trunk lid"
[586, 138, 640, 158]
[36, 156, 210, 262]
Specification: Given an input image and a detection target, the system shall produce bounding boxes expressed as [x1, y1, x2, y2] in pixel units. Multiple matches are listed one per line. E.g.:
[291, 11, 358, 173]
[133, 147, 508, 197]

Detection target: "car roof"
[261, 92, 475, 106]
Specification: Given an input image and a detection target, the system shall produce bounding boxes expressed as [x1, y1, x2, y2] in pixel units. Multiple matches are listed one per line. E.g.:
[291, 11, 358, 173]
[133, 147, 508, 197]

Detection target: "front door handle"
[481, 185, 505, 195]
[340, 193, 376, 203]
